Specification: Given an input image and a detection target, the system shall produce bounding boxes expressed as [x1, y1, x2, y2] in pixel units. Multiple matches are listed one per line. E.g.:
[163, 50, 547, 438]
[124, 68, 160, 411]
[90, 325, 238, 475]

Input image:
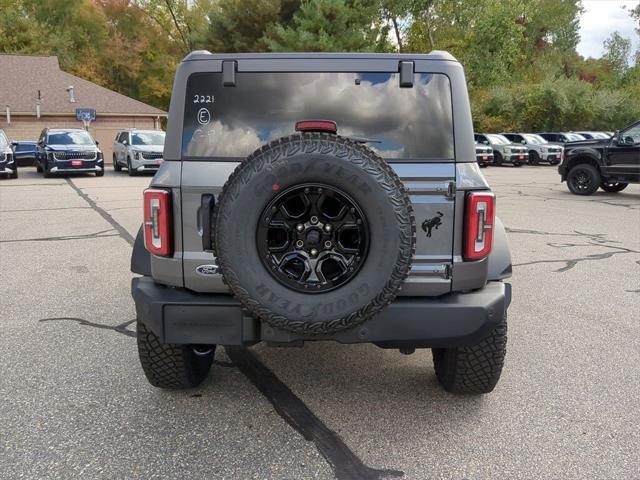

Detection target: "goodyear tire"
[432, 313, 507, 394]
[213, 133, 415, 335]
[137, 321, 215, 389]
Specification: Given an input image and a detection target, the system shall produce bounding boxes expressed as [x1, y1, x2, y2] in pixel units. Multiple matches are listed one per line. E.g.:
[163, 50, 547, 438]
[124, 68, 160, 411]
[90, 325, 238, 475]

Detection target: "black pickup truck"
[559, 120, 639, 195]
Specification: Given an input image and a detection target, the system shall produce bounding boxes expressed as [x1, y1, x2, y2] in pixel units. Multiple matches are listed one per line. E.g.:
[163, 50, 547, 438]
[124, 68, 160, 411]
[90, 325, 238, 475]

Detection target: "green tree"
[603, 31, 632, 78]
[264, 0, 388, 52]
[206, 0, 300, 52]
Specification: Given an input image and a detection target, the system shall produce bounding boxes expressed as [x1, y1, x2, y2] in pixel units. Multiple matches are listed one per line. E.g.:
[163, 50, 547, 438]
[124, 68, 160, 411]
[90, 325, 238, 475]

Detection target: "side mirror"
[95, 140, 100, 146]
[521, 140, 526, 144]
[122, 139, 128, 146]
[483, 140, 489, 145]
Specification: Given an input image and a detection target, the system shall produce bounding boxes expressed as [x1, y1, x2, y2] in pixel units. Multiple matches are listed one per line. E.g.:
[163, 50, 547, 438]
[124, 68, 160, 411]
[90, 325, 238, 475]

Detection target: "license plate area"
[71, 160, 83, 166]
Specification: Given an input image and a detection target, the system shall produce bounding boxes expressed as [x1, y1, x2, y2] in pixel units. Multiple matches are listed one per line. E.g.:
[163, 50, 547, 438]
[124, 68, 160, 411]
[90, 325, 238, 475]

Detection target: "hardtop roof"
[182, 50, 458, 63]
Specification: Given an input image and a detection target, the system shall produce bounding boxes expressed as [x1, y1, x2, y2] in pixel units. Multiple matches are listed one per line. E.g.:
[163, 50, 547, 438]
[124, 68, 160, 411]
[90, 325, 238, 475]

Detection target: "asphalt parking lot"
[1, 165, 639, 479]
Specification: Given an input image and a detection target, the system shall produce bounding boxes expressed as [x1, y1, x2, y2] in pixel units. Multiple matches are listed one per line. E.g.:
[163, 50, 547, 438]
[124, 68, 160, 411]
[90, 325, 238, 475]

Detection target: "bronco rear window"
[182, 72, 454, 161]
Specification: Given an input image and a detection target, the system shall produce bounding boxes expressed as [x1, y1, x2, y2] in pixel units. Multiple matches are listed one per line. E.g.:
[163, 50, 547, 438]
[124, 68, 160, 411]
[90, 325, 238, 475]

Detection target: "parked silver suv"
[501, 132, 563, 165]
[113, 129, 165, 175]
[475, 133, 528, 166]
[131, 52, 512, 395]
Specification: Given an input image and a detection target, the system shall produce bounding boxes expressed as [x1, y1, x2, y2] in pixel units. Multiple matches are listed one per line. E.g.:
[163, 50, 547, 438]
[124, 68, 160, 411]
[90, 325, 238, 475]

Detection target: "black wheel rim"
[256, 183, 369, 294]
[570, 168, 593, 192]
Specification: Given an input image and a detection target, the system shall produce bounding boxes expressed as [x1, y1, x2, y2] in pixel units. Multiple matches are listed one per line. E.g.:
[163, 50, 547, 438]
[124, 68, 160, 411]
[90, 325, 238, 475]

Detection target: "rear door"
[179, 58, 458, 295]
[605, 123, 640, 177]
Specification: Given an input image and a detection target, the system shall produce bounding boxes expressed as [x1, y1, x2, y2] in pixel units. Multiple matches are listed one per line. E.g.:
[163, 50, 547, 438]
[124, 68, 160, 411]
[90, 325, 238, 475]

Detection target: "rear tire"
[600, 181, 628, 193]
[137, 321, 215, 389]
[494, 152, 503, 166]
[567, 164, 600, 195]
[113, 154, 121, 172]
[528, 151, 539, 165]
[432, 314, 507, 394]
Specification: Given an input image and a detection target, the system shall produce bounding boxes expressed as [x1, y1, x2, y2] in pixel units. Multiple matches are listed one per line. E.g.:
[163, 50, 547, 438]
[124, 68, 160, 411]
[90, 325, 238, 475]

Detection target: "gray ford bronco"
[131, 52, 512, 394]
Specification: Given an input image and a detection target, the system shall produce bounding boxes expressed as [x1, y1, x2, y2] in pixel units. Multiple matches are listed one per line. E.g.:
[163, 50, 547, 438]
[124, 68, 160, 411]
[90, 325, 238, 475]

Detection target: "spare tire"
[213, 133, 415, 335]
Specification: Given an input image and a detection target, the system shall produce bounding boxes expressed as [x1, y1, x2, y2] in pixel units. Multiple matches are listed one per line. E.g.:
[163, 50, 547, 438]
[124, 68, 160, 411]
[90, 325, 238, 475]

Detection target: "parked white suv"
[113, 129, 165, 175]
[501, 132, 563, 165]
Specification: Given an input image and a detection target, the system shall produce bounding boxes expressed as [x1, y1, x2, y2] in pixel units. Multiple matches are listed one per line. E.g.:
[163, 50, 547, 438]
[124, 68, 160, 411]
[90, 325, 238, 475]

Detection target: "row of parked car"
[2, 123, 637, 197]
[474, 131, 613, 168]
[0, 127, 166, 179]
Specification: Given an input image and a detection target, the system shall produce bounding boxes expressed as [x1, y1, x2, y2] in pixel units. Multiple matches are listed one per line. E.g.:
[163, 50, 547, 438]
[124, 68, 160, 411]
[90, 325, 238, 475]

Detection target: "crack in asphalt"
[505, 228, 615, 243]
[507, 228, 640, 273]
[65, 178, 135, 246]
[0, 229, 119, 243]
[226, 347, 404, 480]
[38, 315, 401, 479]
[0, 206, 92, 213]
[39, 317, 137, 337]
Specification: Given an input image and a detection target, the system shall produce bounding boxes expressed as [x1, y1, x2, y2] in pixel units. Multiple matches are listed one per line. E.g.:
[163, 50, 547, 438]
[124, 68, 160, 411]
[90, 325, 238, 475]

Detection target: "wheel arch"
[487, 216, 511, 281]
[564, 153, 600, 174]
[131, 225, 151, 276]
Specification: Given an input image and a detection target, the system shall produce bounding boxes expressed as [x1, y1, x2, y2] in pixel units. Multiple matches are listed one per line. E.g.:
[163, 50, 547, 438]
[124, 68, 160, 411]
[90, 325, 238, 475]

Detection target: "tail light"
[295, 120, 337, 134]
[143, 188, 172, 256]
[463, 192, 495, 261]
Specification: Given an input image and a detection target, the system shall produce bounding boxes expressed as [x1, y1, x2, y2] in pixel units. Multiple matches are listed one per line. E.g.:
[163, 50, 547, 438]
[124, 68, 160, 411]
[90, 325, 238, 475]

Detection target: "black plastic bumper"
[132, 277, 511, 348]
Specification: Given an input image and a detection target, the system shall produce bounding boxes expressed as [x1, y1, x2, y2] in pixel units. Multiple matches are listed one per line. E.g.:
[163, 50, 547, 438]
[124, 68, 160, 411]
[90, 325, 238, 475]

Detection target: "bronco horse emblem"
[421, 211, 444, 238]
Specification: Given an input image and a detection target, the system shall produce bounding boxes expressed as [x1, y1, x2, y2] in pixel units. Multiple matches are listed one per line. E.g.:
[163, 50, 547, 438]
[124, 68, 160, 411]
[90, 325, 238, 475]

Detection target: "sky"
[577, 0, 639, 59]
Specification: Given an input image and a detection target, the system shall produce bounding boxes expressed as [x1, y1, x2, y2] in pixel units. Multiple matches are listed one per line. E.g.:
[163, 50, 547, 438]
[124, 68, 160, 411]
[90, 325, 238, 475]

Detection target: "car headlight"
[540, 147, 547, 153]
[134, 151, 141, 160]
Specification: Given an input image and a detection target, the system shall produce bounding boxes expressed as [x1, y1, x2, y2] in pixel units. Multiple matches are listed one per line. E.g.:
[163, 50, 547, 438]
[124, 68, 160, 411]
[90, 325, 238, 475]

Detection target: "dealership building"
[0, 54, 166, 162]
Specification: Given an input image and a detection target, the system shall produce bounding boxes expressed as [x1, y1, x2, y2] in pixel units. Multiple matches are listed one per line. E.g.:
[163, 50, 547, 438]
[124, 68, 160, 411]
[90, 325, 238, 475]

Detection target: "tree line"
[1, 0, 638, 131]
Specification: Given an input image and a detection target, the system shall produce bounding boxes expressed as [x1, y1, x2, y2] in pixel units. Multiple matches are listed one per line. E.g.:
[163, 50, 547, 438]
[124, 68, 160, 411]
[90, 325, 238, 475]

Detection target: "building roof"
[0, 54, 166, 116]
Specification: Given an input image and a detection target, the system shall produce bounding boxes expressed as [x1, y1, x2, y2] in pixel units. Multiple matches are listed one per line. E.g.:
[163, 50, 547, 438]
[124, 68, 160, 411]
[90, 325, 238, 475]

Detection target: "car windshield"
[565, 133, 586, 141]
[47, 131, 95, 145]
[487, 134, 510, 145]
[17, 143, 36, 151]
[523, 134, 547, 144]
[132, 132, 165, 146]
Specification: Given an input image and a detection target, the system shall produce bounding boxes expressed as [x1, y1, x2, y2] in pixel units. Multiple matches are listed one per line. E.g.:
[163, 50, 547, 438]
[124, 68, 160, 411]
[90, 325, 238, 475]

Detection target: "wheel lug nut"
[296, 224, 304, 232]
[310, 216, 318, 225]
[310, 248, 318, 256]
[296, 240, 304, 248]
[324, 224, 332, 232]
[324, 241, 332, 248]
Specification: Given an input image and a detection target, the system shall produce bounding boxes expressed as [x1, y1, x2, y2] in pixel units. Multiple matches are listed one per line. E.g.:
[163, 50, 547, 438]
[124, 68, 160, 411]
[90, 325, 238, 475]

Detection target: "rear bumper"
[132, 277, 511, 348]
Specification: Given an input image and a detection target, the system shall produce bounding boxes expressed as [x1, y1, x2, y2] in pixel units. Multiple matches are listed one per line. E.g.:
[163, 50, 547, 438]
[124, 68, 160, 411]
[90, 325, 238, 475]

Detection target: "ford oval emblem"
[196, 264, 219, 276]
